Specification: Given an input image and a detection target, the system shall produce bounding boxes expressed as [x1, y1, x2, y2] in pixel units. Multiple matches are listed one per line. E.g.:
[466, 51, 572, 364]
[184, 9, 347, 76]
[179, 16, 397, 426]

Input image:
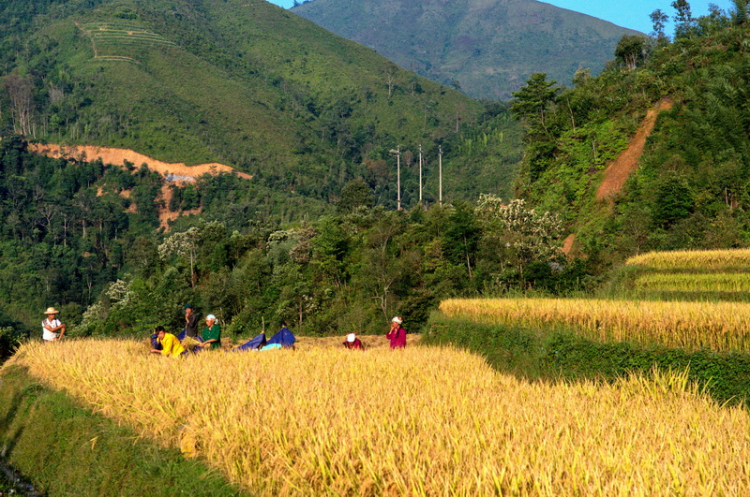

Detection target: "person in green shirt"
[200, 314, 222, 350]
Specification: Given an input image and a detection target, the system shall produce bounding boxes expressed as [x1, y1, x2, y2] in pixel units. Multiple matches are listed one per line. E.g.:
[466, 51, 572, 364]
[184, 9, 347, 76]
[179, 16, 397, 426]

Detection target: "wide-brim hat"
[44, 307, 60, 315]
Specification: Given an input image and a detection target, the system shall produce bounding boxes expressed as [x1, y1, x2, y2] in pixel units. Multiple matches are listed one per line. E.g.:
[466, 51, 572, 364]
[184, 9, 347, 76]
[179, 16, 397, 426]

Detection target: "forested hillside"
[0, 0, 520, 207]
[511, 3, 750, 266]
[292, 0, 640, 99]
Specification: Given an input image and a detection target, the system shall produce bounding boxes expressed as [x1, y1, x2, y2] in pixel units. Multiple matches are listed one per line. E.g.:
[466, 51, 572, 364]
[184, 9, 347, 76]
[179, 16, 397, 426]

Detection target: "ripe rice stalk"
[440, 298, 750, 352]
[4, 340, 750, 495]
[626, 249, 750, 270]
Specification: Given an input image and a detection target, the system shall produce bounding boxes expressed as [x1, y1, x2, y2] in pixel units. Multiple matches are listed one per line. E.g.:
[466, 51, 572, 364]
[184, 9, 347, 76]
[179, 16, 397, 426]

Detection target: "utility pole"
[419, 144, 423, 203]
[389, 147, 402, 210]
[438, 145, 443, 205]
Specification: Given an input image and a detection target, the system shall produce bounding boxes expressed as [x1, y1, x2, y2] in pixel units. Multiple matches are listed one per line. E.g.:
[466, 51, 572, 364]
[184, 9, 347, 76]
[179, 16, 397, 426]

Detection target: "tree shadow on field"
[424, 319, 750, 410]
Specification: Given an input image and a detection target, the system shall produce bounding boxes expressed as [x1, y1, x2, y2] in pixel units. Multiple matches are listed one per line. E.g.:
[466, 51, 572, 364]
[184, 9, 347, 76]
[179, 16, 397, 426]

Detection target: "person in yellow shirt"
[150, 326, 186, 358]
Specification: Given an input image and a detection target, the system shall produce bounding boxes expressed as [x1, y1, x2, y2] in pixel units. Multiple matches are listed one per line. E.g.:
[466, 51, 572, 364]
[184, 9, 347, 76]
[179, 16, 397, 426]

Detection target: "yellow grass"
[5, 340, 750, 495]
[440, 297, 750, 352]
[626, 248, 750, 269]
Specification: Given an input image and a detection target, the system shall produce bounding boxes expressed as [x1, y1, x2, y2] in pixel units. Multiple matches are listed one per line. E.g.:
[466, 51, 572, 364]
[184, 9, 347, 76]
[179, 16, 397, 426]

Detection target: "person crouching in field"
[42, 307, 66, 342]
[386, 317, 406, 349]
[343, 333, 364, 350]
[200, 314, 221, 350]
[150, 326, 186, 358]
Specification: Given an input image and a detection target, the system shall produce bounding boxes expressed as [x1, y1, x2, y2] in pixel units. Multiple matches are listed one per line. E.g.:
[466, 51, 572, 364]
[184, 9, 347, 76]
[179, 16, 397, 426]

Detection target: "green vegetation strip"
[0, 365, 244, 497]
[423, 312, 750, 409]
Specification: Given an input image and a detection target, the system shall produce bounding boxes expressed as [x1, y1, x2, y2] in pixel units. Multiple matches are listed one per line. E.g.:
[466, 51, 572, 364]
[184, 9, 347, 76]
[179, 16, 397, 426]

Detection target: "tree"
[650, 9, 669, 41]
[476, 195, 563, 282]
[4, 74, 34, 136]
[653, 174, 694, 229]
[672, 0, 695, 39]
[337, 178, 373, 213]
[442, 202, 481, 281]
[732, 0, 749, 25]
[510, 73, 558, 134]
[614, 35, 649, 71]
[159, 227, 200, 287]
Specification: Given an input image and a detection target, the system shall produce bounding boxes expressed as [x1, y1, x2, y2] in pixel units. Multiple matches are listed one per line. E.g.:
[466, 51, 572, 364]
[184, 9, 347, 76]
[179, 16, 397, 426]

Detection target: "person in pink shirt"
[343, 333, 364, 350]
[386, 316, 406, 349]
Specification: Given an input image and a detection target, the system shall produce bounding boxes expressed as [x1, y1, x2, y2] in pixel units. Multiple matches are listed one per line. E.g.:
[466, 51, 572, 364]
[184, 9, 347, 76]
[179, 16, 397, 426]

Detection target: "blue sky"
[267, 0, 737, 34]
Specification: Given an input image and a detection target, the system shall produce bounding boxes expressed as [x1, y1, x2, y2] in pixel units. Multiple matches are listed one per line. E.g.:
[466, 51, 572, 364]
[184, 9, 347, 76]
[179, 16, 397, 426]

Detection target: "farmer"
[42, 307, 66, 342]
[150, 326, 185, 358]
[149, 330, 162, 351]
[200, 314, 222, 350]
[183, 304, 200, 338]
[386, 316, 406, 349]
[343, 333, 364, 350]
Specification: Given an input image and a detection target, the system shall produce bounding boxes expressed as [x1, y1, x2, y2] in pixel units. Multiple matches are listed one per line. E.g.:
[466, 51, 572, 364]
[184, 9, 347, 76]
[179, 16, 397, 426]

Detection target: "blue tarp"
[260, 343, 282, 352]
[266, 327, 296, 348]
[236, 333, 267, 351]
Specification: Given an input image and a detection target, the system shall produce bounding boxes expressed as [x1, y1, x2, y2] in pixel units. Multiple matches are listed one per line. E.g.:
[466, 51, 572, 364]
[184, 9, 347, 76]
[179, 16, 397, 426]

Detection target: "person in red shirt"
[386, 316, 406, 349]
[343, 333, 364, 350]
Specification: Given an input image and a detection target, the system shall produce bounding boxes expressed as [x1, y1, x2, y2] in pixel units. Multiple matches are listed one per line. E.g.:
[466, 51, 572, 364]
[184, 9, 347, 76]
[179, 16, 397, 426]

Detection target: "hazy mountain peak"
[293, 0, 641, 99]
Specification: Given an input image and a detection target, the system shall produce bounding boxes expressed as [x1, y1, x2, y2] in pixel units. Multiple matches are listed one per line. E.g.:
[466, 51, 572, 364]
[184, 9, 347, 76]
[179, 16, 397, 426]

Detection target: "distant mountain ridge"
[292, 0, 642, 99]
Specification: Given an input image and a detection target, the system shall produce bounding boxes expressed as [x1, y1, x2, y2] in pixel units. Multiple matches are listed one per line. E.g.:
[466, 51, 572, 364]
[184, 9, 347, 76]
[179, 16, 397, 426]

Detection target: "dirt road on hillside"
[29, 144, 252, 180]
[564, 98, 673, 255]
[596, 98, 673, 201]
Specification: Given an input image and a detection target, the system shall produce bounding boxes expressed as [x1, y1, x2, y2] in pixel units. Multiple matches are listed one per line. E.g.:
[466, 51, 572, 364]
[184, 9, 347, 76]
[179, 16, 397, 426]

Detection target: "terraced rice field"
[5, 340, 750, 495]
[626, 248, 750, 270]
[79, 22, 176, 60]
[440, 297, 750, 352]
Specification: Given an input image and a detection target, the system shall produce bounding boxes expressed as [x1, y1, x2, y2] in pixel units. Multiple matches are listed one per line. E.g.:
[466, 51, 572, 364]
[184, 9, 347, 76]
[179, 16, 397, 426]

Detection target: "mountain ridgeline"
[292, 0, 641, 100]
[0, 0, 520, 208]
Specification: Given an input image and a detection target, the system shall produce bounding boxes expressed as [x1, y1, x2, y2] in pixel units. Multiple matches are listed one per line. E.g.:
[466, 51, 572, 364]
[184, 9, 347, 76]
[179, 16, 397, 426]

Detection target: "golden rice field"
[626, 248, 750, 270]
[6, 340, 750, 495]
[633, 272, 750, 293]
[440, 297, 750, 352]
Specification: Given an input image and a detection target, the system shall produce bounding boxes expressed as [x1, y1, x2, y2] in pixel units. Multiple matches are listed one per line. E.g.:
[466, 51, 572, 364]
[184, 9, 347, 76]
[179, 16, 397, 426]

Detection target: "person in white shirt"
[42, 307, 66, 342]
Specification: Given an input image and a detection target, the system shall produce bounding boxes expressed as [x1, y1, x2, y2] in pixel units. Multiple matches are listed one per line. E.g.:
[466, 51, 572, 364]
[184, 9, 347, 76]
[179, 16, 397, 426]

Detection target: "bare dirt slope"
[30, 143, 251, 232]
[158, 183, 201, 231]
[563, 98, 672, 255]
[596, 98, 673, 201]
[29, 144, 252, 180]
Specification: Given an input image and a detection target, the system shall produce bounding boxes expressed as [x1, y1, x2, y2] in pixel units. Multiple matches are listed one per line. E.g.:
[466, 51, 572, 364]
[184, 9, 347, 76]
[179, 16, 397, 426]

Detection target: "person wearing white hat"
[386, 316, 406, 349]
[42, 307, 66, 342]
[200, 314, 222, 350]
[343, 333, 364, 350]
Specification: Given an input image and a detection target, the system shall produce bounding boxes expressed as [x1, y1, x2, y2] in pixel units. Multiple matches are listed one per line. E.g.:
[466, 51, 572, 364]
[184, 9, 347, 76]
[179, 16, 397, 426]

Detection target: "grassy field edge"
[423, 311, 750, 408]
[0, 364, 245, 497]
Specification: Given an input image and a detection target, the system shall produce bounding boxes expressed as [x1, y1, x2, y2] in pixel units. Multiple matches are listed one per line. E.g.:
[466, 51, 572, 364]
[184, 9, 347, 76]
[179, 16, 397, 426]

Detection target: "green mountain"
[511, 8, 750, 266]
[292, 0, 641, 100]
[0, 0, 519, 207]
